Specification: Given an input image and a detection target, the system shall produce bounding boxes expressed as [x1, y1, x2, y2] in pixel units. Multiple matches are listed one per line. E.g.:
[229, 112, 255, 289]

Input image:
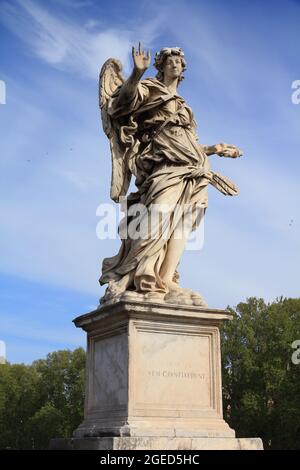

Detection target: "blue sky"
[0, 0, 299, 364]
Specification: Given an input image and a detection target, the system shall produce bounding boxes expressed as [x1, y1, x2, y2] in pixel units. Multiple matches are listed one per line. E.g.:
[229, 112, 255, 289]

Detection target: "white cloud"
[0, 0, 163, 79]
[1, 0, 299, 311]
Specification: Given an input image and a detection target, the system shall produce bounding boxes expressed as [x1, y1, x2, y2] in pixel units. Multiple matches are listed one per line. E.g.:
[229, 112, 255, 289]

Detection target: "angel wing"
[99, 58, 132, 202]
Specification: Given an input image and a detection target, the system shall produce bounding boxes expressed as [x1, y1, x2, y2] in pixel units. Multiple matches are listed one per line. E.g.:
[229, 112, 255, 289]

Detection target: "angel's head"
[154, 47, 186, 84]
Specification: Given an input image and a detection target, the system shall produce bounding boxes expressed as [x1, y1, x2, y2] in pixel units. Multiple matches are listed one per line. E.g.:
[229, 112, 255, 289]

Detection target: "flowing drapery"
[100, 78, 210, 294]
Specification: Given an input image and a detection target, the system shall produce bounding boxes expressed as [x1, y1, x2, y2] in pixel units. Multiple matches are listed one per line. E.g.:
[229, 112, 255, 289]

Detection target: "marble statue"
[98, 43, 242, 307]
[50, 44, 264, 452]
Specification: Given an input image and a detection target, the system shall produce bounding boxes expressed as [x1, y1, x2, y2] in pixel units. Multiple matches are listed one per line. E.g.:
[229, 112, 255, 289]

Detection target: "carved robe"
[100, 78, 210, 294]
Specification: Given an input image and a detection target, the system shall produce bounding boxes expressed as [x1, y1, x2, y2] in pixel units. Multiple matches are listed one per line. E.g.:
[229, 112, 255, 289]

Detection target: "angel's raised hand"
[132, 42, 151, 72]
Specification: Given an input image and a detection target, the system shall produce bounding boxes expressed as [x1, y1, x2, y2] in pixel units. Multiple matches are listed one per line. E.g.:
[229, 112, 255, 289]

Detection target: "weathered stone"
[51, 436, 263, 450]
[65, 300, 255, 446]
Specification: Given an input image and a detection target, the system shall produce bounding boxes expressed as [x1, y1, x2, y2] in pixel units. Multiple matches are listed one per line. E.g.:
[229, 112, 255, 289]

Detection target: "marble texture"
[51, 436, 263, 450]
[98, 45, 242, 306]
[73, 300, 235, 439]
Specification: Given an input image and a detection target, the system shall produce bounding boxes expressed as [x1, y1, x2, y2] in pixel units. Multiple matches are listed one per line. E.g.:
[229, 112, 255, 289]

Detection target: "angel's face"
[163, 55, 183, 81]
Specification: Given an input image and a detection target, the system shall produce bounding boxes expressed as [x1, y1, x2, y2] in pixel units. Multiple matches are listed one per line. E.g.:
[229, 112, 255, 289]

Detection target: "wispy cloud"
[0, 0, 163, 79]
[1, 0, 299, 315]
[51, 0, 93, 8]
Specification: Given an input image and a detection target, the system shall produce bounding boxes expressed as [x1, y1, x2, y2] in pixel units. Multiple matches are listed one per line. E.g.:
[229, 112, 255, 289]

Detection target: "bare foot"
[163, 279, 208, 307]
[164, 279, 192, 295]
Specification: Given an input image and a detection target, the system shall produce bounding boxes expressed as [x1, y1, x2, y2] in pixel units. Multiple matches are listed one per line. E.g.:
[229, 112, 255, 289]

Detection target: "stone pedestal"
[50, 436, 263, 450]
[50, 300, 263, 450]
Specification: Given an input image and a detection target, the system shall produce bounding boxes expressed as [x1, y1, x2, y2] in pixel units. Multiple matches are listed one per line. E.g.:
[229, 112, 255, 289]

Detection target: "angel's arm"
[202, 143, 243, 158]
[191, 122, 242, 158]
[118, 42, 151, 106]
[202, 145, 218, 156]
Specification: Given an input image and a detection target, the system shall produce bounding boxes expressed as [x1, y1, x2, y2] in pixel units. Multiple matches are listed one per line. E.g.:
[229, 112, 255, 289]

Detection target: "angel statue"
[98, 43, 242, 307]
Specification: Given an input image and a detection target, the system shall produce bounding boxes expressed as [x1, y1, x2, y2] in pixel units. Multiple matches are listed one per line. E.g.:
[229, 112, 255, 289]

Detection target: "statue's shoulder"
[140, 77, 166, 92]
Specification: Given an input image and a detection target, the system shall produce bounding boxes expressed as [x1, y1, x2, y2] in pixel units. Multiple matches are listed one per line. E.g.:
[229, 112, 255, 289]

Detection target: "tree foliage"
[221, 297, 300, 449]
[0, 348, 85, 449]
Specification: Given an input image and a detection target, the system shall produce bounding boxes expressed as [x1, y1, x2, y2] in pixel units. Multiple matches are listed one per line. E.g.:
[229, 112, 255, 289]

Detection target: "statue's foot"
[100, 286, 165, 305]
[100, 277, 208, 308]
[164, 280, 208, 307]
[165, 280, 193, 295]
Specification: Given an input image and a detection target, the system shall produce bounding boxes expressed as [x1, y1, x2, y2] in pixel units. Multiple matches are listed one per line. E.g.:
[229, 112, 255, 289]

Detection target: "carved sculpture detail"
[98, 44, 242, 307]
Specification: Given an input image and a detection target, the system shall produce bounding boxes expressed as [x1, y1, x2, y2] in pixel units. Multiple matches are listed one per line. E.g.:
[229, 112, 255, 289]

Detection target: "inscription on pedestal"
[147, 370, 206, 380]
[133, 325, 215, 411]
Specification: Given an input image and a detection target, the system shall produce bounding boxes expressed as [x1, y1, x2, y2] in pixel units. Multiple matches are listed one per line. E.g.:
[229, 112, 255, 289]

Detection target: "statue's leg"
[159, 210, 208, 305]
[159, 200, 205, 294]
[159, 218, 187, 292]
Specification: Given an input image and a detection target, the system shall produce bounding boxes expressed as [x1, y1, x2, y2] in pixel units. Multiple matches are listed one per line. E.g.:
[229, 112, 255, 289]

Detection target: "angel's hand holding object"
[214, 143, 243, 158]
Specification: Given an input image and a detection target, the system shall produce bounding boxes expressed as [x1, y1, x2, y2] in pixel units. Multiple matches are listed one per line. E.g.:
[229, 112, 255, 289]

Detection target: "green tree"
[0, 363, 43, 448]
[33, 348, 86, 438]
[28, 403, 65, 449]
[221, 297, 300, 449]
[0, 347, 85, 449]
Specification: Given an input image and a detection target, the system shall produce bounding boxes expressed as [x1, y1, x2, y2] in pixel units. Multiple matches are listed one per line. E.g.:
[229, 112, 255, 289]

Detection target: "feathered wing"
[99, 58, 131, 202]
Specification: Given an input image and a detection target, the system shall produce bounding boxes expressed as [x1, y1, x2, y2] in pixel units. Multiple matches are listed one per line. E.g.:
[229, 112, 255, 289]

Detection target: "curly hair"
[154, 47, 187, 84]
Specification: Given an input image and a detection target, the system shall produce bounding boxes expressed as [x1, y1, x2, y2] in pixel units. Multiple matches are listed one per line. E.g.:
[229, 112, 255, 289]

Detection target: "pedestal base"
[55, 300, 262, 450]
[73, 300, 235, 439]
[50, 436, 263, 450]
